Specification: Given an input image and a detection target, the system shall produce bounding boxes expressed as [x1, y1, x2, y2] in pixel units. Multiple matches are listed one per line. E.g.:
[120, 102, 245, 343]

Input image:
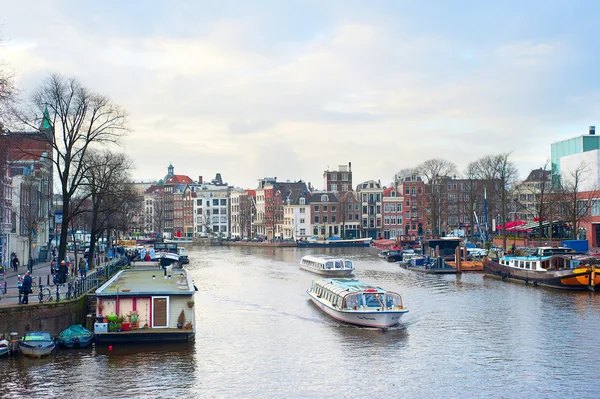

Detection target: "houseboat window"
[364, 293, 383, 308]
[525, 262, 530, 269]
[335, 260, 342, 269]
[326, 262, 333, 269]
[344, 261, 353, 268]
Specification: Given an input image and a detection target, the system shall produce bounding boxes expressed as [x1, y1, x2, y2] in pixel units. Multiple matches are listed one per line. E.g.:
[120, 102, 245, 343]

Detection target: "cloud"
[2, 1, 600, 187]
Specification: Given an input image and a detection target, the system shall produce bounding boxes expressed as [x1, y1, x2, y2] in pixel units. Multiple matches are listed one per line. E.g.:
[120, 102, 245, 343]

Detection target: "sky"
[1, 0, 599, 189]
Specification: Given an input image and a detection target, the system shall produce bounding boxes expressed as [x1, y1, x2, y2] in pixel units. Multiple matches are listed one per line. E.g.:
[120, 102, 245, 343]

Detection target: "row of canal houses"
[139, 162, 449, 240]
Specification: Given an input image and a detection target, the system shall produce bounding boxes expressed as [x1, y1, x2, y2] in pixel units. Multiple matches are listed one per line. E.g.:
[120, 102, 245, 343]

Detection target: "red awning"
[497, 220, 527, 230]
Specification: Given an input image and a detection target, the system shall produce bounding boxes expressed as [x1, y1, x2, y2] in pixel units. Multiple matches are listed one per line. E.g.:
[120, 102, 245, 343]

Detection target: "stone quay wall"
[0, 296, 89, 339]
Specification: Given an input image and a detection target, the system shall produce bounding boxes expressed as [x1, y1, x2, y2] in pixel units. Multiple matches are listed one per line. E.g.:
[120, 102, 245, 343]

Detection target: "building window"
[300, 218, 305, 224]
[342, 173, 348, 181]
[406, 187, 410, 195]
[342, 184, 348, 191]
[314, 205, 319, 212]
[323, 205, 328, 212]
[323, 215, 328, 223]
[314, 216, 320, 223]
[299, 198, 305, 205]
[331, 173, 337, 181]
[331, 184, 338, 191]
[321, 195, 329, 202]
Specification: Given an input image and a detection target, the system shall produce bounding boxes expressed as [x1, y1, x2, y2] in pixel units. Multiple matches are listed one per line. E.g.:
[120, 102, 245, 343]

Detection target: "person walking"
[21, 271, 32, 304]
[78, 257, 87, 278]
[58, 260, 68, 284]
[11, 255, 20, 272]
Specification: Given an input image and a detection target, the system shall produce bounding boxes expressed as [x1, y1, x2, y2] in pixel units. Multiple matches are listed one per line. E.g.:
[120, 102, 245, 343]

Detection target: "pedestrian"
[11, 255, 20, 272]
[21, 271, 32, 304]
[58, 260, 68, 284]
[79, 257, 87, 278]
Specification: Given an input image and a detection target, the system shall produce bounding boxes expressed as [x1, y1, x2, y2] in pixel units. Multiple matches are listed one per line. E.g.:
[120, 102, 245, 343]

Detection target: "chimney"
[348, 161, 352, 171]
[590, 126, 596, 135]
[199, 176, 203, 183]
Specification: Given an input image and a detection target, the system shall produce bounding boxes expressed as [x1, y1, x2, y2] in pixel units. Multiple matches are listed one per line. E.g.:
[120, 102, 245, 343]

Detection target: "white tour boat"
[300, 255, 355, 277]
[307, 278, 408, 329]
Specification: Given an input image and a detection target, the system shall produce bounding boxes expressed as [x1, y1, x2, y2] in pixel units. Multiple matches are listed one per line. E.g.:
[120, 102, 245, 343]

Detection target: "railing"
[0, 257, 128, 305]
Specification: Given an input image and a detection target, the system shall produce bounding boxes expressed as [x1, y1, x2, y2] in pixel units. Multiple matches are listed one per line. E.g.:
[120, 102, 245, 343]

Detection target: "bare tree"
[476, 153, 519, 250]
[81, 150, 133, 267]
[416, 158, 457, 236]
[558, 162, 599, 240]
[238, 193, 254, 239]
[14, 174, 43, 271]
[461, 161, 484, 241]
[13, 74, 128, 262]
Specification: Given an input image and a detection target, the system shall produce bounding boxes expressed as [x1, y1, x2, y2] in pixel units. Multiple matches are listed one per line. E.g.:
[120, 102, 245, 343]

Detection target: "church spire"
[40, 106, 53, 131]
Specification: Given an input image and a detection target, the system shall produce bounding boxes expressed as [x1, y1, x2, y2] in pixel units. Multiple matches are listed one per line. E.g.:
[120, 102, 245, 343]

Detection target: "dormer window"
[321, 195, 329, 202]
[299, 198, 306, 205]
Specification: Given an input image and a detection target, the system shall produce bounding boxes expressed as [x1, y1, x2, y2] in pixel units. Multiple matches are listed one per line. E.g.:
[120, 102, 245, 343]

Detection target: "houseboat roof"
[96, 268, 195, 297]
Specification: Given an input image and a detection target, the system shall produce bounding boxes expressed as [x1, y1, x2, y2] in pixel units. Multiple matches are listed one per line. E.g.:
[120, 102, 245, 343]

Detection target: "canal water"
[1, 246, 600, 398]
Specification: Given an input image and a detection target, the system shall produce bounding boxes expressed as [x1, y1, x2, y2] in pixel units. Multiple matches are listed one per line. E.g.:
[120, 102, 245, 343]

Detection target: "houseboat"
[307, 278, 408, 329]
[94, 262, 196, 343]
[297, 237, 372, 248]
[300, 255, 355, 277]
[483, 247, 600, 290]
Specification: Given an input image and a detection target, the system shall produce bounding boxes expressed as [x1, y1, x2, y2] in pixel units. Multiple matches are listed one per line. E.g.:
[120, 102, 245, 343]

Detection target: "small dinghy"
[56, 325, 94, 349]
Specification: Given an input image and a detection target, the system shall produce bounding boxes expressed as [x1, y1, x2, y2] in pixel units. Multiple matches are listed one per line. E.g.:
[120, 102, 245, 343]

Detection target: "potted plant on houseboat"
[128, 311, 139, 330]
[187, 300, 194, 308]
[177, 310, 185, 329]
[184, 322, 192, 330]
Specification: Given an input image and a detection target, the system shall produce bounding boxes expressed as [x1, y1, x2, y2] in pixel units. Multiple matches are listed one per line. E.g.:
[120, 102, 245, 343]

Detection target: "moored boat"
[19, 332, 56, 358]
[483, 247, 600, 290]
[300, 255, 354, 277]
[0, 340, 9, 358]
[297, 237, 372, 248]
[154, 242, 181, 267]
[57, 325, 95, 349]
[307, 278, 408, 329]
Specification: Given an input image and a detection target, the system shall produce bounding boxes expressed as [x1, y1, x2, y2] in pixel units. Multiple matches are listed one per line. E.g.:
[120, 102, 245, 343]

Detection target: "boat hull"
[58, 335, 94, 349]
[0, 347, 8, 358]
[483, 258, 598, 290]
[308, 293, 407, 329]
[300, 265, 354, 277]
[19, 342, 55, 358]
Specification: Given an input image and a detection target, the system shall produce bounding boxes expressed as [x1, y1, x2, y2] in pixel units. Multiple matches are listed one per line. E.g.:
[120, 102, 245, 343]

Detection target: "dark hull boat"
[483, 254, 600, 291]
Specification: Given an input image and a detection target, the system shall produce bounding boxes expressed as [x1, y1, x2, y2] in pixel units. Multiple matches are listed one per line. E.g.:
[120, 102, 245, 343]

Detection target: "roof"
[96, 268, 195, 297]
[525, 168, 551, 182]
[165, 175, 194, 185]
[383, 187, 401, 197]
[308, 191, 338, 203]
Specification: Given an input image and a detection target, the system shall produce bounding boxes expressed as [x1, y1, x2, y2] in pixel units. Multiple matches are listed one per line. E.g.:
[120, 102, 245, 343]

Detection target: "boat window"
[325, 262, 333, 269]
[364, 293, 384, 308]
[525, 262, 530, 269]
[385, 293, 402, 309]
[24, 333, 51, 341]
[345, 294, 360, 309]
[344, 261, 353, 269]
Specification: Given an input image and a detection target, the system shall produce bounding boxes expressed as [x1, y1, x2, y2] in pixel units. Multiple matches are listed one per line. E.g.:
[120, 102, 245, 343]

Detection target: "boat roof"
[96, 268, 195, 297]
[315, 278, 389, 297]
[302, 255, 351, 262]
